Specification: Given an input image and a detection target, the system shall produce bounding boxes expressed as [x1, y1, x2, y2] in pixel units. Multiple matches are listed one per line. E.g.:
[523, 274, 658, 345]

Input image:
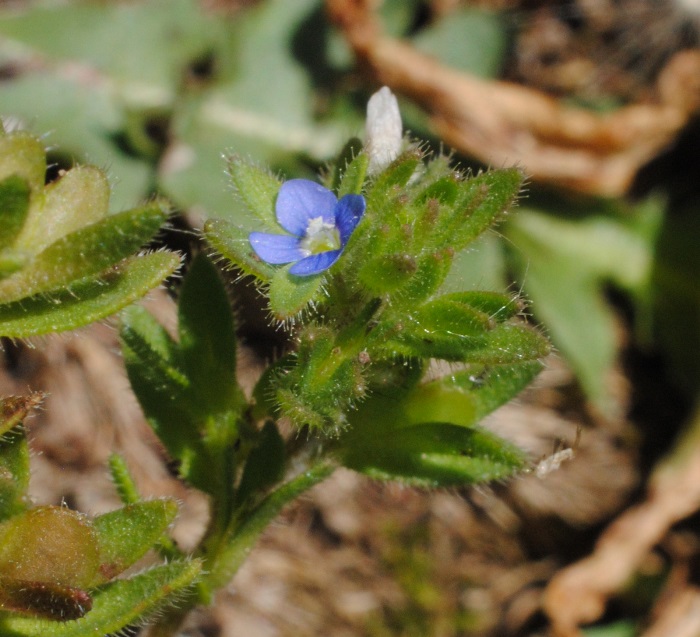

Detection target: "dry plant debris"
[544, 402, 700, 637]
[326, 0, 700, 196]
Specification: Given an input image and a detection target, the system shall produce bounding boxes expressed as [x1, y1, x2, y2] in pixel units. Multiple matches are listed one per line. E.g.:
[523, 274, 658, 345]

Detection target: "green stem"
[200, 458, 336, 596]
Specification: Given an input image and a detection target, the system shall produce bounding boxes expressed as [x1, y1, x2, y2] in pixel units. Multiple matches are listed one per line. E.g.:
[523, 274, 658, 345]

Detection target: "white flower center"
[299, 217, 340, 255]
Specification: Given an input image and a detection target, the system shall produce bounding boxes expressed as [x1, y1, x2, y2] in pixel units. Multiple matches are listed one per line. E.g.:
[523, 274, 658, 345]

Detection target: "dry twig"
[543, 403, 700, 637]
[326, 0, 700, 196]
[641, 587, 700, 637]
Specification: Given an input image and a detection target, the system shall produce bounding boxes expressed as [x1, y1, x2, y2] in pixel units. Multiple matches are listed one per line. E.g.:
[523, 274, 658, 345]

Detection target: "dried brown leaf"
[326, 0, 700, 196]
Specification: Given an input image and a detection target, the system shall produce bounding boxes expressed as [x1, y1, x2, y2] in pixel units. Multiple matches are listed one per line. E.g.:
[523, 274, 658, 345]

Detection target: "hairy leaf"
[0, 252, 179, 338]
[0, 560, 201, 635]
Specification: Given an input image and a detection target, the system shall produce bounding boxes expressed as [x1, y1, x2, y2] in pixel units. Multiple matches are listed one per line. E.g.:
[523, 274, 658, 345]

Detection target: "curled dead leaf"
[326, 0, 700, 196]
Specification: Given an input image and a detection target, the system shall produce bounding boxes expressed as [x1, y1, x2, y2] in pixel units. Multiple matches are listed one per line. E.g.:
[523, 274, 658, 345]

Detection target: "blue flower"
[249, 179, 366, 276]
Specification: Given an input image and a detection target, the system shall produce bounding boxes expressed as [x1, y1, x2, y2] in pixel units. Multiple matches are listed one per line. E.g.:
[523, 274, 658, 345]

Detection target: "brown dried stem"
[326, 0, 700, 196]
[543, 402, 700, 636]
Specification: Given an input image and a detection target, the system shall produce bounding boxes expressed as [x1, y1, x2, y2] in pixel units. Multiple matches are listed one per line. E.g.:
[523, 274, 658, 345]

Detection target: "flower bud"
[365, 86, 402, 174]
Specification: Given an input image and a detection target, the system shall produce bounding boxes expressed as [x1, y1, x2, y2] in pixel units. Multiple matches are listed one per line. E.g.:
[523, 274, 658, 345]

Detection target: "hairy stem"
[201, 458, 337, 596]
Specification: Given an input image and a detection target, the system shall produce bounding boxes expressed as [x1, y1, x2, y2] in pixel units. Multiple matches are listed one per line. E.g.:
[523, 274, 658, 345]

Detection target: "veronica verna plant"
[0, 87, 550, 636]
[122, 86, 549, 634]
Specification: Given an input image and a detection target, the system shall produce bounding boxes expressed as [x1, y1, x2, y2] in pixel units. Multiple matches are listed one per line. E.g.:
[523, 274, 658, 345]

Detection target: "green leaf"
[235, 421, 286, 507]
[121, 299, 231, 495]
[268, 265, 324, 321]
[0, 0, 221, 212]
[341, 422, 526, 487]
[401, 381, 477, 429]
[339, 359, 535, 487]
[467, 323, 550, 365]
[0, 427, 29, 522]
[0, 252, 180, 338]
[0, 131, 46, 193]
[377, 298, 492, 360]
[389, 251, 454, 306]
[439, 233, 508, 294]
[443, 290, 521, 321]
[0, 250, 27, 280]
[272, 325, 367, 430]
[226, 156, 282, 231]
[0, 0, 217, 91]
[178, 255, 242, 416]
[0, 577, 91, 621]
[0, 203, 168, 304]
[91, 500, 178, 584]
[0, 176, 30, 252]
[120, 308, 188, 393]
[506, 209, 629, 409]
[120, 303, 179, 365]
[358, 253, 418, 294]
[120, 309, 196, 462]
[412, 297, 493, 334]
[436, 168, 522, 253]
[108, 454, 141, 507]
[415, 174, 460, 206]
[251, 354, 294, 420]
[448, 361, 544, 423]
[411, 7, 507, 78]
[365, 150, 422, 206]
[330, 138, 363, 194]
[106, 456, 182, 561]
[0, 560, 201, 636]
[14, 166, 110, 255]
[509, 206, 655, 292]
[204, 218, 277, 282]
[359, 361, 541, 434]
[160, 0, 349, 219]
[0, 507, 100, 591]
[336, 146, 369, 198]
[379, 317, 548, 364]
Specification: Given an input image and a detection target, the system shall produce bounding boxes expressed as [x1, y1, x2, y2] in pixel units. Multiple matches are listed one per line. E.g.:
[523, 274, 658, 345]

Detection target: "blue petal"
[249, 232, 306, 265]
[335, 194, 366, 245]
[276, 179, 337, 236]
[289, 249, 342, 276]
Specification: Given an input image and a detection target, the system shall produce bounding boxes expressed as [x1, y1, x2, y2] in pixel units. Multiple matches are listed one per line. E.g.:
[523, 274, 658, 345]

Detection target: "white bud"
[365, 86, 402, 174]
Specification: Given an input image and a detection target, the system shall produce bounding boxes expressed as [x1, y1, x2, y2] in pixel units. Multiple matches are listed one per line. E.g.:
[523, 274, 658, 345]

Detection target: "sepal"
[226, 155, 282, 232]
[268, 264, 325, 321]
[331, 138, 368, 197]
[205, 217, 277, 282]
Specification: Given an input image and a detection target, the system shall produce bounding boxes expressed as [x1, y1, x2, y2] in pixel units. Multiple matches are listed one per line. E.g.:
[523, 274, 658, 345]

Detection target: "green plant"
[0, 85, 548, 634]
[0, 124, 196, 634]
[0, 124, 179, 338]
